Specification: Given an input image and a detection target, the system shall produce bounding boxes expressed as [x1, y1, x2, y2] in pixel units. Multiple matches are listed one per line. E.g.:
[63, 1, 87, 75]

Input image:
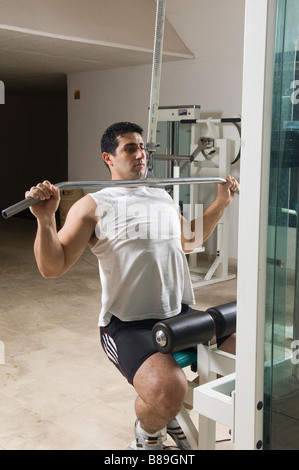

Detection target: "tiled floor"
[0, 217, 236, 450]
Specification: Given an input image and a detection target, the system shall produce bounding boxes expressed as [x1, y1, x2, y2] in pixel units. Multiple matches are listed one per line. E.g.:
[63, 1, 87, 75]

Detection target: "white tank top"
[88, 187, 195, 326]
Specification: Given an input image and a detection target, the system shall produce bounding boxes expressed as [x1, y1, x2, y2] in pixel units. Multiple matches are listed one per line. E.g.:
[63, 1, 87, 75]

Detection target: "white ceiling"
[0, 0, 193, 93]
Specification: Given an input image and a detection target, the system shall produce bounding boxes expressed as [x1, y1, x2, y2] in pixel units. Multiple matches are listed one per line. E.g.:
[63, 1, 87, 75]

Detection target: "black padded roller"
[152, 311, 216, 354]
[206, 301, 237, 339]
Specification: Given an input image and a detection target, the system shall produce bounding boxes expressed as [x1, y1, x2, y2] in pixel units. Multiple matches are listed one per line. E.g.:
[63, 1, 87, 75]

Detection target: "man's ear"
[102, 152, 113, 168]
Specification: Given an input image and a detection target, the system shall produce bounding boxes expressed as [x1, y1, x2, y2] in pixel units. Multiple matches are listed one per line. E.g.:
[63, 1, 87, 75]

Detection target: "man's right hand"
[25, 180, 60, 220]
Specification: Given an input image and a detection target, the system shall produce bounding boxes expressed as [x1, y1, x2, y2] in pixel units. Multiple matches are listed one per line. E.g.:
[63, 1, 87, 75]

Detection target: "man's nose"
[136, 147, 145, 159]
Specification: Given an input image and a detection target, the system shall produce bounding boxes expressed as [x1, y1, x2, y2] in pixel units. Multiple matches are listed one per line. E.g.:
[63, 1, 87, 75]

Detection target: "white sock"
[137, 420, 161, 438]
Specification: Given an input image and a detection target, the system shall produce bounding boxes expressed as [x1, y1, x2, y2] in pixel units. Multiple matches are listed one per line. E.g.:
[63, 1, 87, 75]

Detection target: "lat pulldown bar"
[1, 177, 227, 219]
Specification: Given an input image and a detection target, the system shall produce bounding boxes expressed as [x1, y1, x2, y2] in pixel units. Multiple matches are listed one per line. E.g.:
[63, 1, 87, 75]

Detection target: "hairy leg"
[133, 352, 188, 435]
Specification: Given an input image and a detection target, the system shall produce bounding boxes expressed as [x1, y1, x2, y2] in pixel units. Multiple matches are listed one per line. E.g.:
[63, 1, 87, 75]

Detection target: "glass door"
[264, 0, 299, 450]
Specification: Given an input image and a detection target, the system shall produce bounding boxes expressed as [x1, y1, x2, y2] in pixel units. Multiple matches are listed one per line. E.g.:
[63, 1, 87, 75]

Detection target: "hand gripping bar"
[1, 177, 226, 219]
[152, 301, 237, 354]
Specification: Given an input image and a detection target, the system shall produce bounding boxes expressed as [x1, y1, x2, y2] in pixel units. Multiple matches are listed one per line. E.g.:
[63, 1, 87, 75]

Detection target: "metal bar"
[154, 154, 192, 161]
[180, 118, 241, 125]
[1, 177, 226, 219]
[147, 0, 166, 146]
[145, 0, 166, 177]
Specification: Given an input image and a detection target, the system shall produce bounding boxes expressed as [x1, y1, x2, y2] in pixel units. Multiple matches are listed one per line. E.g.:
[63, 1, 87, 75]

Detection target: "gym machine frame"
[154, 105, 240, 289]
[176, 345, 236, 450]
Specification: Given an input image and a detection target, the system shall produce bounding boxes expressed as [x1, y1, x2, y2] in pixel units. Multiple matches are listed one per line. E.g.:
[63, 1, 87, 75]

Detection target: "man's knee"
[134, 353, 188, 418]
[150, 364, 188, 419]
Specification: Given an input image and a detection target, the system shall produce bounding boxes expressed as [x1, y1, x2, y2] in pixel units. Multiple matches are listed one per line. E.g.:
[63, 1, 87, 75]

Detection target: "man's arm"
[26, 181, 97, 278]
[181, 175, 239, 253]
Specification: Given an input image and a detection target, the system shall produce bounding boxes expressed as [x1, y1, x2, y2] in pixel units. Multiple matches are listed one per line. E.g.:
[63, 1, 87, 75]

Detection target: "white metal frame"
[157, 107, 237, 288]
[176, 343, 236, 450]
[190, 130, 234, 287]
[234, 0, 277, 450]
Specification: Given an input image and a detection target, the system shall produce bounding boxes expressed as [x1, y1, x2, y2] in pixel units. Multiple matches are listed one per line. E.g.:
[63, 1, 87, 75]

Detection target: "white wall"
[67, 0, 245, 258]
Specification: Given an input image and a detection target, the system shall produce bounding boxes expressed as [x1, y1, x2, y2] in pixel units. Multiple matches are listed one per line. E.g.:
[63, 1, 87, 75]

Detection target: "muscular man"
[26, 122, 239, 450]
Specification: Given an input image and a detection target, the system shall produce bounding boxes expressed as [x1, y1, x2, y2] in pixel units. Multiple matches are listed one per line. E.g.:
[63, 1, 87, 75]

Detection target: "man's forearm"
[200, 198, 227, 242]
[182, 198, 227, 253]
[34, 216, 65, 278]
[181, 176, 238, 253]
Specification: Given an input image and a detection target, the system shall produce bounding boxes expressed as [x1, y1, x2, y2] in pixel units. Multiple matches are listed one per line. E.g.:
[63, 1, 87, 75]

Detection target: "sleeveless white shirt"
[88, 187, 195, 326]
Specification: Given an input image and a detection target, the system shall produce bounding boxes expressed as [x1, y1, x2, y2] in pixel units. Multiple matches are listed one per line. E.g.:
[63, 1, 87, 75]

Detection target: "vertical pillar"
[235, 0, 277, 449]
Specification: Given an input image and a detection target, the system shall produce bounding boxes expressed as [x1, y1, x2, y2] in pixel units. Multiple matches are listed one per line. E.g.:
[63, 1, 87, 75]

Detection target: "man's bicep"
[57, 196, 97, 270]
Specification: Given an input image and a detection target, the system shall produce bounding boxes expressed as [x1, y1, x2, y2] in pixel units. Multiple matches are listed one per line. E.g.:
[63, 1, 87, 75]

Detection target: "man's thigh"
[100, 316, 159, 385]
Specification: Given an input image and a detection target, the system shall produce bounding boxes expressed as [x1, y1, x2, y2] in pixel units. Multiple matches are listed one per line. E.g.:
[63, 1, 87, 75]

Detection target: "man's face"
[103, 132, 147, 180]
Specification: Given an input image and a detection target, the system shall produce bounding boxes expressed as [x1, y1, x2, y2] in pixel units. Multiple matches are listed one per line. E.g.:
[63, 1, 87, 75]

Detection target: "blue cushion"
[173, 350, 197, 368]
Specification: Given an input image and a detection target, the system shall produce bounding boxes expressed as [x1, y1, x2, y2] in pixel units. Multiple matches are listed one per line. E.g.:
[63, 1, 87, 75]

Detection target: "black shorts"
[100, 305, 231, 385]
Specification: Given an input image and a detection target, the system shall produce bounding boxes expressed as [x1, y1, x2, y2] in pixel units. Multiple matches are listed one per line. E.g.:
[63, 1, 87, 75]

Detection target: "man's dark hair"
[101, 122, 144, 171]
